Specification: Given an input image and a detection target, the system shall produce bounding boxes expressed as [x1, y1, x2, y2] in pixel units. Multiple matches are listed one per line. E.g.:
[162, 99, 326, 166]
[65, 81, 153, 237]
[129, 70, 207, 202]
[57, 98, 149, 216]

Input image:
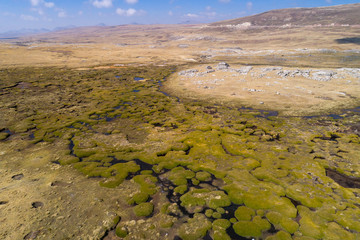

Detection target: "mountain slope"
[210, 3, 360, 26]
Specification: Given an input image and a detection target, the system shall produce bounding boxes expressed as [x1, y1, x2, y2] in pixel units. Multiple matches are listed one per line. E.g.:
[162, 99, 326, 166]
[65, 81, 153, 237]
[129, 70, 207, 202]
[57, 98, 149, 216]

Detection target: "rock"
[178, 44, 189, 48]
[178, 69, 199, 77]
[277, 70, 291, 78]
[312, 70, 336, 81]
[262, 67, 282, 72]
[236, 66, 253, 74]
[206, 66, 212, 70]
[217, 62, 230, 70]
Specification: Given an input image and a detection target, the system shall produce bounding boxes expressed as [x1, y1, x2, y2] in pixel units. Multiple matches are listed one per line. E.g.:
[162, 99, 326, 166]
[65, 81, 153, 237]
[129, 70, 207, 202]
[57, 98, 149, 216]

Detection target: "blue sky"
[0, 0, 359, 32]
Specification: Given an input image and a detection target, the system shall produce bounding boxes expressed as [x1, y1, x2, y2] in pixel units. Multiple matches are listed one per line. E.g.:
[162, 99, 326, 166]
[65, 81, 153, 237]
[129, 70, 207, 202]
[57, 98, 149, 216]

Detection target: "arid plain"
[1, 3, 360, 240]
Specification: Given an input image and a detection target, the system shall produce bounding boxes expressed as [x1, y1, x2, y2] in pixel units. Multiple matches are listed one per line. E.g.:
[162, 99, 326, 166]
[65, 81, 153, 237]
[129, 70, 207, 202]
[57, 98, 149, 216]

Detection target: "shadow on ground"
[336, 37, 360, 45]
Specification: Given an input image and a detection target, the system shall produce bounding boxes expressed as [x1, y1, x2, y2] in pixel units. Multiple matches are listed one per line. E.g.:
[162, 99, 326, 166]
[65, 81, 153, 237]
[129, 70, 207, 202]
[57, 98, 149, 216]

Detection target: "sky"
[0, 0, 359, 33]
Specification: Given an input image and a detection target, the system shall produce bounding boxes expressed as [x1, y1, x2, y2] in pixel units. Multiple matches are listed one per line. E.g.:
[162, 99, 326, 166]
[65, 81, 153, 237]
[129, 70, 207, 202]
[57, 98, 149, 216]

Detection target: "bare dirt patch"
[167, 63, 360, 116]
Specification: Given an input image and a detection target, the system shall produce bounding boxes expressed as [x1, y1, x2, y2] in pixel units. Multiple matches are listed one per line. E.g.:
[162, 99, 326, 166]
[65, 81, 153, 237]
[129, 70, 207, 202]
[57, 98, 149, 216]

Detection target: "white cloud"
[116, 8, 144, 16]
[78, 11, 83, 16]
[246, 2, 253, 11]
[326, 0, 332, 3]
[30, 0, 41, 6]
[126, 8, 137, 16]
[185, 13, 199, 18]
[206, 6, 212, 11]
[21, 14, 38, 21]
[30, 0, 54, 8]
[2, 12, 16, 17]
[58, 11, 66, 18]
[92, 0, 113, 8]
[168, 11, 173, 16]
[205, 11, 217, 17]
[44, 2, 55, 8]
[219, 0, 230, 3]
[125, 0, 138, 4]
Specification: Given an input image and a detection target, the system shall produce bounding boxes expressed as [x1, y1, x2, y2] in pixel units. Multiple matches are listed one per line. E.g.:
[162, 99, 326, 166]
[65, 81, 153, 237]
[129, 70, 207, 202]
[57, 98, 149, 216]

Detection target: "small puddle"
[134, 77, 144, 81]
[326, 168, 360, 188]
[304, 106, 360, 120]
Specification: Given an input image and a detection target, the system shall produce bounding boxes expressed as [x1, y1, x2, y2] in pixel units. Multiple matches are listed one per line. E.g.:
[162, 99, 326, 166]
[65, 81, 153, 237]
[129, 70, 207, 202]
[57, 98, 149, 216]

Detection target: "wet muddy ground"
[0, 66, 360, 239]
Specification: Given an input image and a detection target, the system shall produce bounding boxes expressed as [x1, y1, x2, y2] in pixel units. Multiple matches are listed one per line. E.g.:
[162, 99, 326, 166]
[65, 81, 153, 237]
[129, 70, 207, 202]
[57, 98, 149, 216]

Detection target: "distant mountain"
[210, 3, 360, 27]
[0, 25, 77, 39]
[0, 28, 50, 38]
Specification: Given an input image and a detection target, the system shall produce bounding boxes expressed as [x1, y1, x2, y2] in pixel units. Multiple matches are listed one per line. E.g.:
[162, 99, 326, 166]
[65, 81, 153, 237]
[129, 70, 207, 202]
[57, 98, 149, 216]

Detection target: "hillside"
[210, 3, 360, 27]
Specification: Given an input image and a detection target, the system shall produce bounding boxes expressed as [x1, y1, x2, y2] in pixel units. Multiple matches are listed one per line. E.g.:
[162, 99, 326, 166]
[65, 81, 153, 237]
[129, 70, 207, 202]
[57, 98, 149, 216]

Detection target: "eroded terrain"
[1, 66, 360, 240]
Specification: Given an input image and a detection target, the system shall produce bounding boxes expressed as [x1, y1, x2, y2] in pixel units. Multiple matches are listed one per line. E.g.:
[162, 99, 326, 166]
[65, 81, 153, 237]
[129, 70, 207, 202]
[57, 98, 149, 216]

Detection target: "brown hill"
[210, 3, 360, 26]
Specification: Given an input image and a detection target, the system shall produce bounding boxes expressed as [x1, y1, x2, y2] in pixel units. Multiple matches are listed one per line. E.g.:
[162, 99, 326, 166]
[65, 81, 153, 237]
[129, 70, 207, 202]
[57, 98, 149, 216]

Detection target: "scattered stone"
[12, 174, 24, 180]
[31, 202, 44, 209]
[206, 66, 212, 70]
[178, 69, 198, 77]
[312, 71, 336, 81]
[277, 70, 291, 78]
[24, 231, 40, 240]
[217, 62, 230, 70]
[178, 44, 189, 48]
[262, 67, 282, 72]
[236, 66, 253, 74]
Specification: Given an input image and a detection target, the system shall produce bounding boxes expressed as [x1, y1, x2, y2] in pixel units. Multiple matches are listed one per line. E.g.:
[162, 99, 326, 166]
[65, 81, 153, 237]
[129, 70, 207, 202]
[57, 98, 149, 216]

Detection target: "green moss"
[196, 171, 212, 181]
[141, 170, 153, 175]
[113, 215, 121, 225]
[265, 231, 292, 240]
[212, 212, 222, 219]
[160, 203, 170, 214]
[115, 225, 128, 238]
[208, 191, 231, 209]
[235, 206, 255, 221]
[266, 211, 282, 225]
[58, 155, 80, 165]
[73, 148, 98, 158]
[174, 185, 188, 194]
[323, 222, 357, 240]
[205, 209, 214, 218]
[86, 166, 112, 178]
[171, 142, 190, 152]
[0, 132, 9, 140]
[180, 189, 208, 212]
[191, 178, 200, 185]
[132, 174, 158, 195]
[257, 209, 265, 217]
[233, 221, 263, 238]
[160, 218, 174, 228]
[253, 216, 271, 232]
[216, 208, 225, 214]
[133, 202, 154, 217]
[99, 175, 125, 188]
[280, 218, 299, 234]
[128, 192, 149, 205]
[178, 213, 212, 240]
[213, 229, 231, 240]
[212, 219, 231, 230]
[233, 216, 271, 238]
[244, 193, 297, 219]
[299, 216, 323, 239]
[230, 218, 237, 223]
[224, 186, 244, 205]
[168, 166, 195, 186]
[334, 207, 360, 232]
